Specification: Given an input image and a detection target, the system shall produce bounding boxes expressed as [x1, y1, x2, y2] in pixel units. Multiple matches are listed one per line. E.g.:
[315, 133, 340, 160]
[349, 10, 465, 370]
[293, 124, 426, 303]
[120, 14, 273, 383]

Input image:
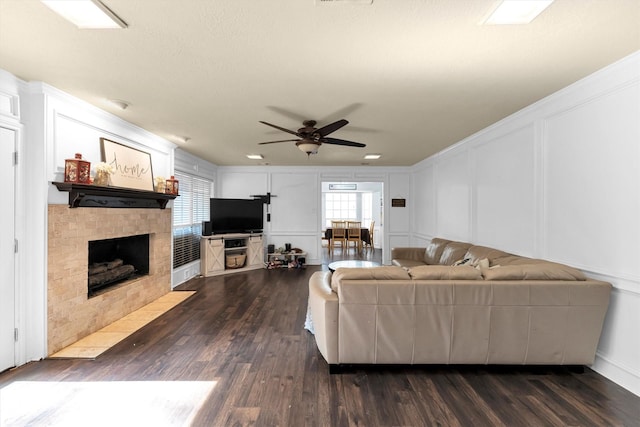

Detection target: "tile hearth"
[49, 291, 195, 359]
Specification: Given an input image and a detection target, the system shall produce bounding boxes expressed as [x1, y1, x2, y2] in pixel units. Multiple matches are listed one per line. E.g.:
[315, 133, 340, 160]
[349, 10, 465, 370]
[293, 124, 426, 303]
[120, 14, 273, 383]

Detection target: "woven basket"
[226, 253, 246, 269]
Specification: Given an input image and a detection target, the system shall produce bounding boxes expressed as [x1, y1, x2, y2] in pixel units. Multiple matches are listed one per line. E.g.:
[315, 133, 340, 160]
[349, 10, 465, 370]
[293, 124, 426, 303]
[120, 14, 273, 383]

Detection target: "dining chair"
[346, 221, 362, 252]
[365, 220, 375, 251]
[321, 230, 329, 248]
[330, 220, 347, 252]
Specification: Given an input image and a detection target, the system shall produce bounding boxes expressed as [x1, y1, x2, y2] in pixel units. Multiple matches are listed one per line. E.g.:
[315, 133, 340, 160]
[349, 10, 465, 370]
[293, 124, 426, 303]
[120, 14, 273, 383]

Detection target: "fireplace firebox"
[88, 234, 150, 297]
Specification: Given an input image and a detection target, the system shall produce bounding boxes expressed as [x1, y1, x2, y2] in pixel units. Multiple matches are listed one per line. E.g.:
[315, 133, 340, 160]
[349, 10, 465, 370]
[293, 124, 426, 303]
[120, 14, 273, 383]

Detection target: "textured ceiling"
[1, 0, 639, 166]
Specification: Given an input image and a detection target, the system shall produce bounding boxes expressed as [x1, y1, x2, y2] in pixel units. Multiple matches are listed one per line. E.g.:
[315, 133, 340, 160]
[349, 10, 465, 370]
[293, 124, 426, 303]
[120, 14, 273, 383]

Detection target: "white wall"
[37, 83, 176, 202]
[1, 71, 178, 364]
[411, 51, 640, 396]
[216, 167, 410, 265]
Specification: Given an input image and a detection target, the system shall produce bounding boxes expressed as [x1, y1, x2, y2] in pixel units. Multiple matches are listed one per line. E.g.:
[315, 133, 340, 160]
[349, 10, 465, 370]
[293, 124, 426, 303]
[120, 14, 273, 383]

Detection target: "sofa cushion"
[391, 259, 426, 268]
[481, 263, 587, 281]
[439, 242, 473, 265]
[423, 238, 451, 265]
[330, 266, 411, 291]
[464, 245, 512, 265]
[408, 265, 483, 280]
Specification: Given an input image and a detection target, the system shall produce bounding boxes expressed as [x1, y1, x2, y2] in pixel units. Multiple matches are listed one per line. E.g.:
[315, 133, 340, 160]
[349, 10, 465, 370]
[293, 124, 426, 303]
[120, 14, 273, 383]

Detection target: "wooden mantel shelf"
[53, 182, 178, 209]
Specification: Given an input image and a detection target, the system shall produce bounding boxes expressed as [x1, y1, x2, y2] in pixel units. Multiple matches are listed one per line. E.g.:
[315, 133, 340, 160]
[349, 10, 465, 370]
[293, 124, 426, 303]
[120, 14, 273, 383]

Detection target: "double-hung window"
[325, 193, 357, 227]
[324, 192, 374, 228]
[172, 171, 211, 268]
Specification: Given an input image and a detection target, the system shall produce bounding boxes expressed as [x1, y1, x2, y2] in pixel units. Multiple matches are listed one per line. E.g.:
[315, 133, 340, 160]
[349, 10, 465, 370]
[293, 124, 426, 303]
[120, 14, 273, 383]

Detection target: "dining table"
[324, 228, 371, 246]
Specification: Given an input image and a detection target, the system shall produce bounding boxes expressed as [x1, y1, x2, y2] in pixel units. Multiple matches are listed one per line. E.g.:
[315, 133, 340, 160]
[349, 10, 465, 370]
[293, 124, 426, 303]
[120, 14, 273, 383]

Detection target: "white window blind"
[172, 171, 211, 268]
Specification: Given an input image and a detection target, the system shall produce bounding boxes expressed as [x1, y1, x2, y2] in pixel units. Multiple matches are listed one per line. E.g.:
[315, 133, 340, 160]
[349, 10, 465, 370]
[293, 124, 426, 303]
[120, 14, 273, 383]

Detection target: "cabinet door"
[202, 238, 224, 275]
[247, 236, 263, 267]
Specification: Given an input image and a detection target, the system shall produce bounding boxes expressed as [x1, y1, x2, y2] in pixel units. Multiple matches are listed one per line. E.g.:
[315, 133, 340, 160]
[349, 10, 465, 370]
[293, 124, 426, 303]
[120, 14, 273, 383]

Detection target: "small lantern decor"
[154, 176, 166, 193]
[165, 175, 179, 195]
[93, 162, 115, 186]
[64, 153, 91, 184]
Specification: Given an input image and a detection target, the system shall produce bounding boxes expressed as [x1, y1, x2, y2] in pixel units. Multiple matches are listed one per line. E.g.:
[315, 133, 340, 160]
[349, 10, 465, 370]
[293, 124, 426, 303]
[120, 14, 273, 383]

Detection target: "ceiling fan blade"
[258, 139, 301, 145]
[315, 119, 349, 137]
[322, 137, 366, 148]
[259, 121, 301, 137]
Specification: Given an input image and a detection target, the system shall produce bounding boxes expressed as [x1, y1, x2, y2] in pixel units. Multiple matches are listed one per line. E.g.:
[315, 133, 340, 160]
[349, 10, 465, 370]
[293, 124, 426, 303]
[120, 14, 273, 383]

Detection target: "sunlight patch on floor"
[1, 380, 216, 426]
[49, 291, 196, 359]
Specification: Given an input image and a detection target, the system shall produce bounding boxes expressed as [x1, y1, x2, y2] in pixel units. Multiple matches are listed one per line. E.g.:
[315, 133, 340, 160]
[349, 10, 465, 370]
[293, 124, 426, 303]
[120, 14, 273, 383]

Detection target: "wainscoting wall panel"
[270, 172, 319, 234]
[410, 52, 640, 396]
[543, 81, 640, 278]
[473, 124, 536, 257]
[217, 170, 269, 199]
[435, 148, 471, 243]
[388, 173, 410, 234]
[410, 162, 436, 239]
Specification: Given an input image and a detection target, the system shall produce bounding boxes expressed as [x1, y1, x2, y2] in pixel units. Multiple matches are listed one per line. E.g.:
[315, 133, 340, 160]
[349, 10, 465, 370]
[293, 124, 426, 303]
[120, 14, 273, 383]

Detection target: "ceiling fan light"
[297, 142, 319, 155]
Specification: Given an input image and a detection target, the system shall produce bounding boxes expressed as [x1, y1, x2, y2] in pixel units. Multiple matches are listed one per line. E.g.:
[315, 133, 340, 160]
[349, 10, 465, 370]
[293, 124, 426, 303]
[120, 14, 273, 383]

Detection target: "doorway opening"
[321, 181, 383, 263]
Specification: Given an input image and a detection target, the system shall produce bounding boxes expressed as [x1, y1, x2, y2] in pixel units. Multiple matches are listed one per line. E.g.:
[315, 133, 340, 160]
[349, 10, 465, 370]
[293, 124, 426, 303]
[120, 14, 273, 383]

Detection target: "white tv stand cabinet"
[200, 233, 263, 277]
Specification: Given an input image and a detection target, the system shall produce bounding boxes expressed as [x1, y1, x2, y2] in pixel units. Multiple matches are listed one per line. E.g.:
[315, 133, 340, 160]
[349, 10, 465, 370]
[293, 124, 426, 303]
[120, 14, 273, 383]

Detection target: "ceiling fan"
[258, 119, 366, 155]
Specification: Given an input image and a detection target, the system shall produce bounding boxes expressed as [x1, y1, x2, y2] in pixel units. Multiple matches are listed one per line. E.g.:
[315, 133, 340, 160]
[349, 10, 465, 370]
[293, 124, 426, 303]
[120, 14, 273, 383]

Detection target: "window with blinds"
[172, 172, 211, 268]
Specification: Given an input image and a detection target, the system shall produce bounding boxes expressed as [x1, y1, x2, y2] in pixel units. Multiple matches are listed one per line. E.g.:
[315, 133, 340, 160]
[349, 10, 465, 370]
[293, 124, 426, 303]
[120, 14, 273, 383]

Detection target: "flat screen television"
[209, 198, 264, 234]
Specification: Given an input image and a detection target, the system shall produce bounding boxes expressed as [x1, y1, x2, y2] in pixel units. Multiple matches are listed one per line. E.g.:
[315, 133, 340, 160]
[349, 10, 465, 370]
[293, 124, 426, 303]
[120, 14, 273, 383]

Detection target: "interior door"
[0, 126, 16, 372]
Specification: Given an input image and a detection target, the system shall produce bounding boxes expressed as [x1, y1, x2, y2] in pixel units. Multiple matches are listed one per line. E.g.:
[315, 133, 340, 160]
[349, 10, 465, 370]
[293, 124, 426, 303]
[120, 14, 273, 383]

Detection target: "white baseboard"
[172, 261, 201, 288]
[592, 352, 640, 397]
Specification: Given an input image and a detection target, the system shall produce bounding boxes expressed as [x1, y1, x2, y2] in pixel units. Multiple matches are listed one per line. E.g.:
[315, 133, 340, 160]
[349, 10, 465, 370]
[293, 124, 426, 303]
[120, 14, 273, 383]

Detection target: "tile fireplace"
[47, 205, 172, 355]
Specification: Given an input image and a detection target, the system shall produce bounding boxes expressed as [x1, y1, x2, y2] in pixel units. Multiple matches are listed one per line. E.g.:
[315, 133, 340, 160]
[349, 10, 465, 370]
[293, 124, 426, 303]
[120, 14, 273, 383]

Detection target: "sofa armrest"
[391, 247, 426, 263]
[308, 271, 339, 364]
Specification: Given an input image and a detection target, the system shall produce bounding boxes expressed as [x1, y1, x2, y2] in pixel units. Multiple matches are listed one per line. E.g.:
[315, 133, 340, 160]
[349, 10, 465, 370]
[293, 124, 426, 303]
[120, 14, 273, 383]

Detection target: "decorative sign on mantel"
[100, 138, 154, 191]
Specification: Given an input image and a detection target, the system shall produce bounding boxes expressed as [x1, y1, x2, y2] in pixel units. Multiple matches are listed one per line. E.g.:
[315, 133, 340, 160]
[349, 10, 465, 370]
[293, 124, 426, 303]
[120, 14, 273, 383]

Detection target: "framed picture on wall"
[100, 138, 155, 191]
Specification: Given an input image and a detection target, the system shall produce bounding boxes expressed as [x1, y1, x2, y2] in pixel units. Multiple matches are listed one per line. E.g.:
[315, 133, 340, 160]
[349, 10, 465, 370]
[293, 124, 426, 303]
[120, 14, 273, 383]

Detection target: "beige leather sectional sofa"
[308, 238, 611, 370]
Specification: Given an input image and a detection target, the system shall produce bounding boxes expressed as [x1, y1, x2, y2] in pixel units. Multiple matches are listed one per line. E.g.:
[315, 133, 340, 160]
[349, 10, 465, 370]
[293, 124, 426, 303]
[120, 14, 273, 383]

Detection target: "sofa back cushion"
[481, 263, 587, 281]
[439, 242, 473, 265]
[331, 266, 411, 291]
[408, 265, 483, 280]
[464, 245, 511, 266]
[423, 238, 451, 264]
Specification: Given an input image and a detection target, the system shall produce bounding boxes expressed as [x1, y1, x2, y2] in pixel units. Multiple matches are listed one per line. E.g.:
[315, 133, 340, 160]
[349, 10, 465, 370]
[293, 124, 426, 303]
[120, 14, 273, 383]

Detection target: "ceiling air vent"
[315, 0, 373, 4]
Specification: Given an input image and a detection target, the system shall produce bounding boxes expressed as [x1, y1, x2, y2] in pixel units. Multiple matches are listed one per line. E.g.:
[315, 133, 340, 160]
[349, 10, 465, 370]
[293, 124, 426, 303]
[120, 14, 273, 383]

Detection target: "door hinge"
[13, 151, 18, 166]
[14, 328, 18, 342]
[14, 239, 18, 253]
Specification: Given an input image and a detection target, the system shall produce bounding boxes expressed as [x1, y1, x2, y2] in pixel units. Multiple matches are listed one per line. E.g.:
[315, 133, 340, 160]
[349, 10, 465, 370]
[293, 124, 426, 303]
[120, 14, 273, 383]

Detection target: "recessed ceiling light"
[107, 99, 129, 110]
[169, 135, 190, 144]
[41, 0, 127, 29]
[315, 0, 373, 4]
[364, 153, 381, 160]
[483, 0, 553, 25]
[246, 154, 264, 160]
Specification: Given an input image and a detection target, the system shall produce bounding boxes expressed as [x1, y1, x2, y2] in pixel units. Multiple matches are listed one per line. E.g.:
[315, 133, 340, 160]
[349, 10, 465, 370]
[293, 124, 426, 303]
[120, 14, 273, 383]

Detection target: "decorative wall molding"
[0, 70, 21, 121]
[408, 51, 640, 396]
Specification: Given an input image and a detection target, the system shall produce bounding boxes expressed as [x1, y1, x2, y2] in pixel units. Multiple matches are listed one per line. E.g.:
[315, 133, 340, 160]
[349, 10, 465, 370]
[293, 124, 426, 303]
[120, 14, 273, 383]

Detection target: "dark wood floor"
[2, 248, 639, 426]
